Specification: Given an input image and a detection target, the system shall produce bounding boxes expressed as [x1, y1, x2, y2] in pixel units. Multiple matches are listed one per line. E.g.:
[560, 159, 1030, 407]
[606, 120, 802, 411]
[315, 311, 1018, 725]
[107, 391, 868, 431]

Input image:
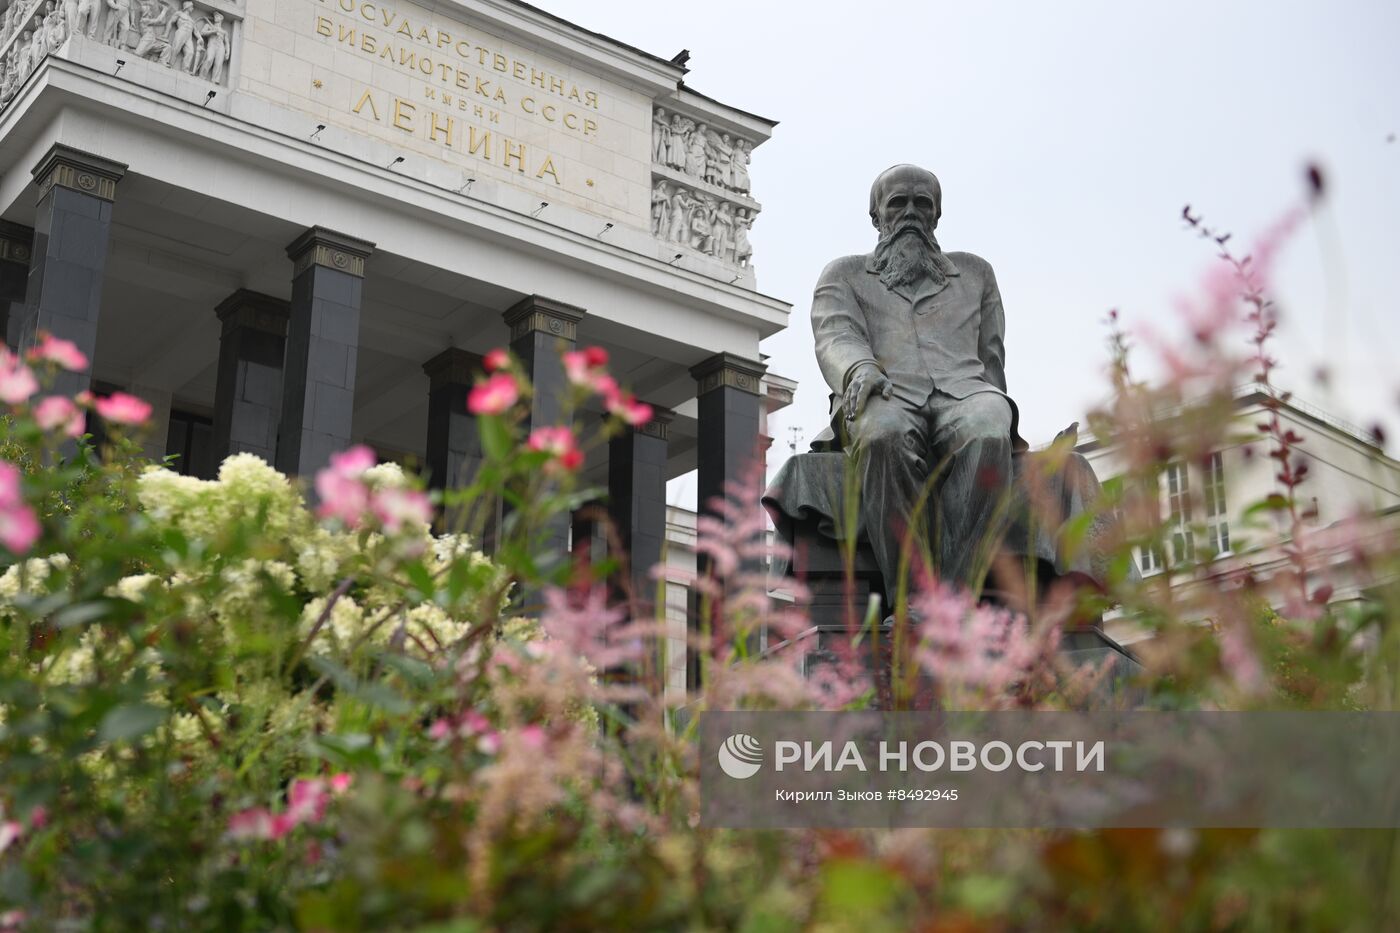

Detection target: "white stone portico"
[0, 0, 792, 646]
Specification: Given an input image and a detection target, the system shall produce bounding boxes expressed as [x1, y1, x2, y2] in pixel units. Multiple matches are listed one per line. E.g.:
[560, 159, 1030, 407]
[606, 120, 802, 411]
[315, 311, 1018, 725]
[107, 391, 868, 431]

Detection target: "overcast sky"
[545, 0, 1400, 501]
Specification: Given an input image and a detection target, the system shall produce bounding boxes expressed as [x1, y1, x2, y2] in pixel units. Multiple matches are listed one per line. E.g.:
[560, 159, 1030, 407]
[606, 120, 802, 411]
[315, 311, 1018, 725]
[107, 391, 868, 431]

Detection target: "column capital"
[503, 295, 585, 342]
[286, 227, 375, 279]
[422, 347, 484, 391]
[636, 405, 674, 441]
[31, 144, 127, 203]
[0, 221, 32, 265]
[215, 289, 290, 337]
[690, 351, 766, 397]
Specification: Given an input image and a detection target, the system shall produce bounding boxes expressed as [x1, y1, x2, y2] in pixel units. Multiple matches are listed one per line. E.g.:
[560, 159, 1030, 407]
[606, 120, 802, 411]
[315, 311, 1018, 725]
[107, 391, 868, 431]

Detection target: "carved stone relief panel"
[651, 104, 759, 268]
[0, 0, 239, 111]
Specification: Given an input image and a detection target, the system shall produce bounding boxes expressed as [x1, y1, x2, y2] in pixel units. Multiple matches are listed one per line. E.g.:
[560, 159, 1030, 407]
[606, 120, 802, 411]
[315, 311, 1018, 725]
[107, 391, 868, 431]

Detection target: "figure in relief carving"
[665, 113, 689, 170]
[59, 0, 76, 41]
[730, 139, 751, 194]
[2, 7, 14, 45]
[100, 0, 131, 48]
[704, 131, 732, 188]
[688, 193, 713, 253]
[47, 5, 65, 52]
[133, 0, 170, 61]
[196, 10, 228, 82]
[650, 180, 671, 237]
[30, 14, 48, 61]
[666, 186, 691, 244]
[684, 122, 708, 177]
[162, 0, 195, 71]
[17, 31, 34, 79]
[72, 0, 96, 38]
[733, 208, 753, 267]
[711, 200, 734, 261]
[651, 107, 669, 163]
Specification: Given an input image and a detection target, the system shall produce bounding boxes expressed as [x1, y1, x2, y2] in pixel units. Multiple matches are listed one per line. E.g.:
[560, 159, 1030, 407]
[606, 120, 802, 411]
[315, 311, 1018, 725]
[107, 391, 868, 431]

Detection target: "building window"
[165, 410, 215, 479]
[1164, 461, 1195, 565]
[1202, 451, 1230, 554]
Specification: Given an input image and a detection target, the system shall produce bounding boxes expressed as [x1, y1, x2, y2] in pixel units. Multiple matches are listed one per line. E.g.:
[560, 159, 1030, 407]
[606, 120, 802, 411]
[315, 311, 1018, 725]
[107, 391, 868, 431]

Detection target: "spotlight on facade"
[202, 90, 217, 106]
[310, 124, 325, 140]
[598, 222, 613, 236]
[728, 274, 741, 284]
[530, 201, 548, 217]
[388, 156, 405, 169]
[457, 177, 475, 194]
[113, 59, 126, 76]
[668, 253, 683, 264]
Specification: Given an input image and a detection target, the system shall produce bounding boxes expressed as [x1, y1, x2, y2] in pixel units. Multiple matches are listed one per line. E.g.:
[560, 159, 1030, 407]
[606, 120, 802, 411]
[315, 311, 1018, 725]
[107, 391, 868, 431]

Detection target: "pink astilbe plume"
[538, 583, 651, 673]
[908, 576, 1059, 709]
[679, 464, 874, 710]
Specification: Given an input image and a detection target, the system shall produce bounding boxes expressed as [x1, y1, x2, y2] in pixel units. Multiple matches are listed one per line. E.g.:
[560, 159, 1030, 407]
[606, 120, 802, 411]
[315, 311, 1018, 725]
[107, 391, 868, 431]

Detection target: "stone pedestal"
[276, 227, 373, 480]
[212, 289, 289, 464]
[17, 145, 126, 400]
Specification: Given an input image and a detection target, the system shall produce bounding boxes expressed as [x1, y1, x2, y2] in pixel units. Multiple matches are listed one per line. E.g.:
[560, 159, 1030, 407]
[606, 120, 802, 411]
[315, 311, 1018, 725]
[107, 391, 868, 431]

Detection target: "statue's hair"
[868, 164, 942, 225]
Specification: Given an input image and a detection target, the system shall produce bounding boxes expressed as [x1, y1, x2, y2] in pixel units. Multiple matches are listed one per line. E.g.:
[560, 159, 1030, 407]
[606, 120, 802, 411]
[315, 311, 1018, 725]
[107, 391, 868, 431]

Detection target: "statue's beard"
[872, 225, 944, 291]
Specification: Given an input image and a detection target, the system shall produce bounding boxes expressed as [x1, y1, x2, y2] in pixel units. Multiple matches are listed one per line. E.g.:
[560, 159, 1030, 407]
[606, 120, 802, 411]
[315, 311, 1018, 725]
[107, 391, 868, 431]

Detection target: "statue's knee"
[852, 419, 909, 458]
[959, 396, 1012, 443]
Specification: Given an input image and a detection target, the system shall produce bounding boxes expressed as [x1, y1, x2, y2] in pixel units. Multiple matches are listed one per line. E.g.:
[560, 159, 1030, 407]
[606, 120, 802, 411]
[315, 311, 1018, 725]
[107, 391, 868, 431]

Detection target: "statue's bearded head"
[868, 164, 946, 291]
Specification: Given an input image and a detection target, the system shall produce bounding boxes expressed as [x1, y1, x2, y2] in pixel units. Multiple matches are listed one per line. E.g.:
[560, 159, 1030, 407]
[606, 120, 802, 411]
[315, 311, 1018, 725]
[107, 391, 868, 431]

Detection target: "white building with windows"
[1077, 385, 1400, 645]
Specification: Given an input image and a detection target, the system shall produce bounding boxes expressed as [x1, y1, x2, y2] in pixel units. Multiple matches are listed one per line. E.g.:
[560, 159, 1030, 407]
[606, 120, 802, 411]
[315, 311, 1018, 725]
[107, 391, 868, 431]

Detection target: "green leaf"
[98, 703, 168, 743]
[479, 416, 514, 461]
[53, 599, 121, 630]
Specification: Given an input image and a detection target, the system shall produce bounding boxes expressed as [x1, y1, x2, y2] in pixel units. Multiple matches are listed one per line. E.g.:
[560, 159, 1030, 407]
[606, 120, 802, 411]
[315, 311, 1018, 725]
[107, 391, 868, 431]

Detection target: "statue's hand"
[844, 364, 892, 426]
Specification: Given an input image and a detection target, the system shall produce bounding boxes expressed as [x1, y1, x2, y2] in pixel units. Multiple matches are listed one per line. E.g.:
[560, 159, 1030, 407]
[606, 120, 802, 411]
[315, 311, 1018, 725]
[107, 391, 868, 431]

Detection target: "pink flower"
[607, 392, 653, 427]
[477, 731, 501, 755]
[0, 350, 37, 406]
[93, 392, 152, 425]
[0, 821, 21, 854]
[483, 347, 510, 372]
[0, 909, 25, 931]
[527, 425, 584, 472]
[370, 486, 432, 533]
[226, 807, 277, 840]
[316, 471, 371, 527]
[287, 778, 329, 824]
[518, 725, 547, 750]
[33, 395, 84, 438]
[563, 346, 615, 394]
[428, 717, 453, 741]
[328, 773, 353, 795]
[26, 333, 88, 371]
[27, 806, 47, 830]
[467, 371, 520, 415]
[329, 445, 376, 475]
[0, 461, 39, 555]
[315, 444, 376, 527]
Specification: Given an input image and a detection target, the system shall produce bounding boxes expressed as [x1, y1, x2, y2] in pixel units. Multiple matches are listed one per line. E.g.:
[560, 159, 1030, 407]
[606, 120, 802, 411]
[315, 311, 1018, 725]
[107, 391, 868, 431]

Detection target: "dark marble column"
[423, 346, 485, 491]
[16, 145, 127, 399]
[276, 227, 374, 480]
[503, 295, 585, 432]
[687, 352, 767, 691]
[608, 408, 672, 609]
[212, 290, 289, 464]
[503, 295, 585, 579]
[0, 221, 34, 351]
